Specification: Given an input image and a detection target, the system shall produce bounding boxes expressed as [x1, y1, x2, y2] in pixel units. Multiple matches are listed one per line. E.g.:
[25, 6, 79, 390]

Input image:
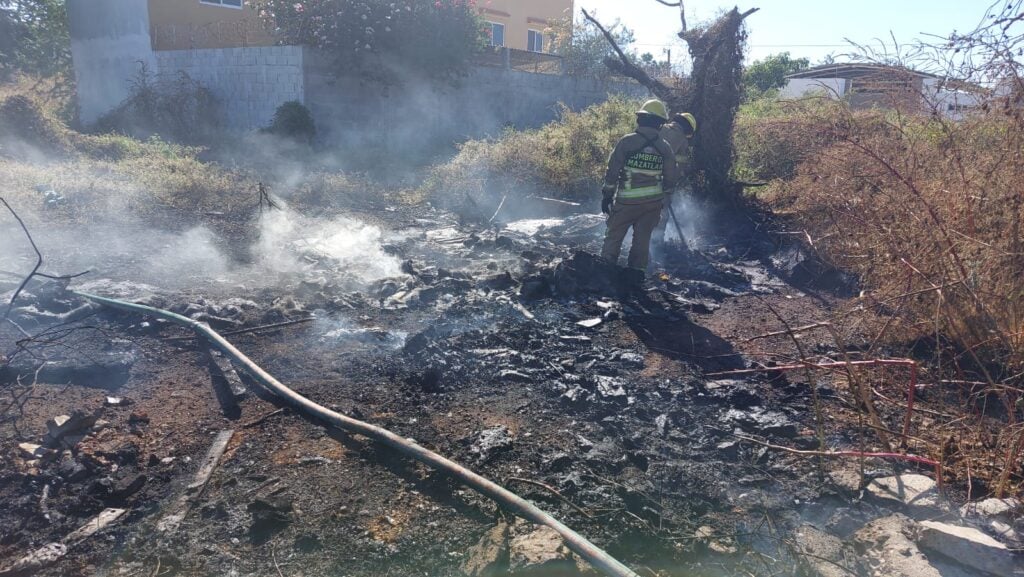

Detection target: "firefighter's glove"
[601, 197, 614, 215]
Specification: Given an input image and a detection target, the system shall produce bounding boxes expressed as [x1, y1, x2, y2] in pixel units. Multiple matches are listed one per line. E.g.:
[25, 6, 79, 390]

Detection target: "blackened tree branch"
[1, 198, 90, 321]
[580, 8, 678, 106]
[2, 198, 43, 321]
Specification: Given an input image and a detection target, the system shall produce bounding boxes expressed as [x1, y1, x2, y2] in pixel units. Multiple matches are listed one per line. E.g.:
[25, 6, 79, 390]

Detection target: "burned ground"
[1, 191, 1021, 577]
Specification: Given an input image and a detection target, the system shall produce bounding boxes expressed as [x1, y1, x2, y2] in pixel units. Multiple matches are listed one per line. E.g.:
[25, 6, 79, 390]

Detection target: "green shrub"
[264, 101, 316, 144]
[0, 93, 71, 157]
[423, 97, 639, 206]
[732, 94, 844, 183]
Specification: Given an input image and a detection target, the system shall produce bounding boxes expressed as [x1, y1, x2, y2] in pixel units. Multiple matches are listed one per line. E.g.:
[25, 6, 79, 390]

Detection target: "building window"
[487, 22, 505, 47]
[200, 0, 243, 8]
[527, 29, 544, 52]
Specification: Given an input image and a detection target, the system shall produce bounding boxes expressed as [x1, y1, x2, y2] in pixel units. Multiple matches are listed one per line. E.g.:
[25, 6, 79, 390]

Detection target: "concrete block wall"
[154, 45, 304, 131]
[303, 48, 650, 154]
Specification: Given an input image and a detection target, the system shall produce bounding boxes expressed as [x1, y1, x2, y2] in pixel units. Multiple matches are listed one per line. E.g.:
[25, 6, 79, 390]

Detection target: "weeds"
[736, 2, 1024, 494]
[423, 96, 638, 210]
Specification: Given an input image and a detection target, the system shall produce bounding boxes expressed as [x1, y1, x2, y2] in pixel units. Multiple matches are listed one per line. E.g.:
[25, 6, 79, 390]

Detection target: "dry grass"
[422, 96, 638, 209]
[738, 87, 1024, 496]
[0, 91, 257, 224]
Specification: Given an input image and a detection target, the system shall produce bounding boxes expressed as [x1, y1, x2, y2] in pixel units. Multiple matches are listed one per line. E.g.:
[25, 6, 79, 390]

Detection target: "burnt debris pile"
[4, 206, 1023, 577]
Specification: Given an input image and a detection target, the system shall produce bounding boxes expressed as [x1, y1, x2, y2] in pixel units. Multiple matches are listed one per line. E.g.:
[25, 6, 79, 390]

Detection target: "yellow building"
[477, 0, 574, 53]
[149, 0, 274, 51]
[148, 0, 574, 52]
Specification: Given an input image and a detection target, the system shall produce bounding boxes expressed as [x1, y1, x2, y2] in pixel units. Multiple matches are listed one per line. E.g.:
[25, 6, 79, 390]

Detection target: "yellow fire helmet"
[637, 99, 669, 121]
[677, 112, 697, 134]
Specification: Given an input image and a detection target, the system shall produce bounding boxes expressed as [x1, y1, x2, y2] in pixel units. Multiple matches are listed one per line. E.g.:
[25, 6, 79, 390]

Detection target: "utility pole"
[664, 47, 672, 77]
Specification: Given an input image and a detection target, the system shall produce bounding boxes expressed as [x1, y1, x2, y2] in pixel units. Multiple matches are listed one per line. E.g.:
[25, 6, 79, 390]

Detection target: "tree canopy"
[549, 14, 636, 79]
[0, 0, 70, 80]
[254, 0, 486, 82]
[742, 52, 810, 96]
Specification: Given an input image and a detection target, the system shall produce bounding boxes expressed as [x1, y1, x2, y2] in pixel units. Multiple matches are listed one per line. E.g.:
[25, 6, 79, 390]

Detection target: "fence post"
[503, 47, 511, 70]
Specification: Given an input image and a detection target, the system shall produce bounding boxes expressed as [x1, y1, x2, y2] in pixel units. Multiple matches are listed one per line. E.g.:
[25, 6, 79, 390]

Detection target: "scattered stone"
[694, 526, 738, 555]
[617, 352, 644, 367]
[470, 426, 513, 463]
[852, 514, 940, 577]
[654, 414, 670, 437]
[508, 524, 586, 575]
[793, 524, 859, 577]
[128, 410, 150, 425]
[461, 521, 509, 577]
[723, 407, 798, 438]
[960, 497, 1021, 520]
[46, 411, 98, 443]
[18, 442, 54, 461]
[105, 396, 127, 407]
[594, 376, 627, 399]
[919, 520, 1024, 577]
[576, 318, 602, 329]
[0, 542, 67, 576]
[866, 474, 944, 513]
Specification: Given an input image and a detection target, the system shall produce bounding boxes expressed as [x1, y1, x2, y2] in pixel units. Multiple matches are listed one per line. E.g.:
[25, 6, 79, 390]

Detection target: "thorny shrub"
[94, 65, 219, 145]
[423, 97, 638, 212]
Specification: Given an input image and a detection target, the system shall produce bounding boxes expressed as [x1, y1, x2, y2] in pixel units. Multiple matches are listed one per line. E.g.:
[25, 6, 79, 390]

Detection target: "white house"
[781, 63, 984, 120]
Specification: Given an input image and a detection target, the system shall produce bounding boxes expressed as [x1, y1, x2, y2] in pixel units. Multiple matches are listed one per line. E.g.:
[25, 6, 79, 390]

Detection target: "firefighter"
[600, 99, 679, 272]
[651, 112, 698, 256]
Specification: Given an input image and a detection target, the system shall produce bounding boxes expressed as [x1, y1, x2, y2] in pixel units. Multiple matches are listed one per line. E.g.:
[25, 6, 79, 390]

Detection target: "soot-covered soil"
[0, 198, 1003, 577]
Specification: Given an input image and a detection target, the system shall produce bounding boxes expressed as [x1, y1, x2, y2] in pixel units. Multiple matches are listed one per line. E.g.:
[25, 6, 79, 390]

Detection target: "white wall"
[780, 78, 848, 100]
[155, 46, 304, 130]
[922, 78, 983, 120]
[68, 0, 156, 124]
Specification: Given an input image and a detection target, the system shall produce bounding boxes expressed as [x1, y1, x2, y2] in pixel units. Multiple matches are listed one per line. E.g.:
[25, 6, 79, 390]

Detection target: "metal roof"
[785, 63, 941, 80]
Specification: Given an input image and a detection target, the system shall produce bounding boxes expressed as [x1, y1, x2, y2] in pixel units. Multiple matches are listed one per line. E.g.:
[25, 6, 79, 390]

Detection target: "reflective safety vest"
[617, 135, 665, 200]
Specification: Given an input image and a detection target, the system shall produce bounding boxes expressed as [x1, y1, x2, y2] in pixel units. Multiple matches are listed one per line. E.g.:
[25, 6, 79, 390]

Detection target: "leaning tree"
[583, 2, 758, 205]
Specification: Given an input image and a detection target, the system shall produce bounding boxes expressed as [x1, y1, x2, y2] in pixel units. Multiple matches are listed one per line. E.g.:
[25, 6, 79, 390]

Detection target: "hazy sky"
[575, 0, 995, 66]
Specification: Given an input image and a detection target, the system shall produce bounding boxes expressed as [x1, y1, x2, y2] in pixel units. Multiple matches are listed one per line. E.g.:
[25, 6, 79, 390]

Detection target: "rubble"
[865, 474, 945, 513]
[852, 514, 942, 577]
[918, 520, 1024, 577]
[792, 524, 858, 577]
[508, 523, 587, 576]
[470, 426, 514, 463]
[461, 522, 509, 577]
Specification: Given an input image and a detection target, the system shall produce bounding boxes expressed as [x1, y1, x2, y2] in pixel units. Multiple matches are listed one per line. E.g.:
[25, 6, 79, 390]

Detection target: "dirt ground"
[0, 193, 1018, 577]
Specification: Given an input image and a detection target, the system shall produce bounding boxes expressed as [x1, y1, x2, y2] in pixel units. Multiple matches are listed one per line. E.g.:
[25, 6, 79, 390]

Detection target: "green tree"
[0, 0, 70, 80]
[253, 0, 485, 83]
[549, 13, 635, 78]
[743, 52, 810, 97]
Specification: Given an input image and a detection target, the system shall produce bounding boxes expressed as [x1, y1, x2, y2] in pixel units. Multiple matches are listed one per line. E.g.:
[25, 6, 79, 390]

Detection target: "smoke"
[254, 208, 402, 285]
[662, 192, 707, 249]
[0, 200, 403, 298]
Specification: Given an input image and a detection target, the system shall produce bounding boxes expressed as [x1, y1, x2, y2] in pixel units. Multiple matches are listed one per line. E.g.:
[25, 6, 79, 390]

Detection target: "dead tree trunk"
[583, 5, 758, 205]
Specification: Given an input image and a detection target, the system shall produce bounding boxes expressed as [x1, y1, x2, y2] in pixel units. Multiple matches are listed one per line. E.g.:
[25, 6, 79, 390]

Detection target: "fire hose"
[70, 290, 641, 577]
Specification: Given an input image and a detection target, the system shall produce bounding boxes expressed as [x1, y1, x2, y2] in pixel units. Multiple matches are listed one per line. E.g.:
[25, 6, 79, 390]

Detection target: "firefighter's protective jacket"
[602, 127, 679, 205]
[660, 120, 692, 176]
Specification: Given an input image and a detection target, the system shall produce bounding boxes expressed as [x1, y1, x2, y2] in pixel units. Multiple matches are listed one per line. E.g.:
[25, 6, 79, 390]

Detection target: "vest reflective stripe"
[619, 167, 664, 198]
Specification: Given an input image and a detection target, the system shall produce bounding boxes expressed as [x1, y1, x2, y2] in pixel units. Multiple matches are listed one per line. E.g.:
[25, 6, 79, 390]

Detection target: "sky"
[574, 0, 996, 67]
